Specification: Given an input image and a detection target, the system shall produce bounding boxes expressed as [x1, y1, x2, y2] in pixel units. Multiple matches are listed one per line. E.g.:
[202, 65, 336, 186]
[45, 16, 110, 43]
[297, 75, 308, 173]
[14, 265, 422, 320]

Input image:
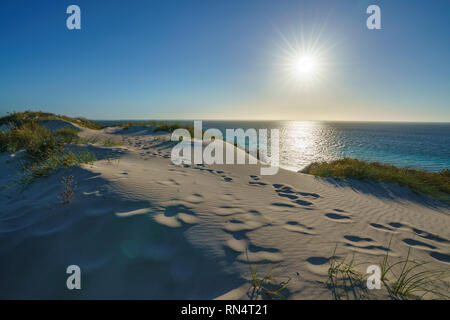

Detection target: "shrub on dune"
[0, 120, 95, 185]
[1, 122, 62, 162]
[0, 111, 104, 130]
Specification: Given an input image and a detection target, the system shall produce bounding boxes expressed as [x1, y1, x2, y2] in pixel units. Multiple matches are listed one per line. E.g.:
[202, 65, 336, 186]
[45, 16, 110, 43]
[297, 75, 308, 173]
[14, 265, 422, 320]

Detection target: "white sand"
[41, 119, 80, 132]
[0, 125, 449, 299]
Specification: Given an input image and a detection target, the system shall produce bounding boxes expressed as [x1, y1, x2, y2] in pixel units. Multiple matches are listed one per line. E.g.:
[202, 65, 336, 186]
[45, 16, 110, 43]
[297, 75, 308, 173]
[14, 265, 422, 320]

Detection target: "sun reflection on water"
[277, 121, 343, 171]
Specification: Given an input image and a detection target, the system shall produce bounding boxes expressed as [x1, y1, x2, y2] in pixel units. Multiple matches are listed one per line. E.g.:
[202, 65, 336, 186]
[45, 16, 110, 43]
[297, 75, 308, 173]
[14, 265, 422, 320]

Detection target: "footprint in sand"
[412, 228, 450, 245]
[270, 202, 296, 209]
[273, 184, 320, 198]
[324, 211, 352, 223]
[283, 221, 316, 235]
[220, 194, 236, 202]
[369, 223, 394, 232]
[220, 209, 282, 263]
[402, 238, 437, 250]
[306, 256, 330, 265]
[277, 193, 297, 200]
[248, 175, 268, 186]
[305, 256, 331, 274]
[344, 235, 373, 243]
[153, 204, 199, 228]
[272, 183, 317, 208]
[184, 193, 204, 204]
[343, 234, 389, 255]
[192, 165, 233, 182]
[158, 179, 180, 187]
[344, 243, 390, 255]
[249, 181, 267, 186]
[295, 199, 313, 206]
[223, 230, 283, 263]
[214, 206, 245, 216]
[224, 218, 264, 232]
[388, 222, 405, 229]
[429, 251, 450, 263]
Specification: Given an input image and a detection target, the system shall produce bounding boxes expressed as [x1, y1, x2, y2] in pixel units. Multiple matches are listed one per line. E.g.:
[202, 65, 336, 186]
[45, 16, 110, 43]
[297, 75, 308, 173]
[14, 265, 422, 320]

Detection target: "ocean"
[98, 120, 450, 173]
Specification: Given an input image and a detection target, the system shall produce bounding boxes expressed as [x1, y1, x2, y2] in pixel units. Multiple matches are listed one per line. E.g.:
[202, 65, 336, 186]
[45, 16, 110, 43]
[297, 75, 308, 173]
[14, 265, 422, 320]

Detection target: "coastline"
[1, 119, 449, 299]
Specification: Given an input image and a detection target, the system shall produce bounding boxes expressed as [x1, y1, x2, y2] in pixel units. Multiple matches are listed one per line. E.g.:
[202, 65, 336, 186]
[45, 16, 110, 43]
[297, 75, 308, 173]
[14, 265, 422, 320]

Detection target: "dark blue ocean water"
[98, 120, 450, 172]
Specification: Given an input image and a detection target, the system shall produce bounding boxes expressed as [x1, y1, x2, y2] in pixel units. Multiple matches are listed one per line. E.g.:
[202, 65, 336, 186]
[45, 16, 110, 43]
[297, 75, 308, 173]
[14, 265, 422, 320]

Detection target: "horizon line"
[92, 118, 450, 124]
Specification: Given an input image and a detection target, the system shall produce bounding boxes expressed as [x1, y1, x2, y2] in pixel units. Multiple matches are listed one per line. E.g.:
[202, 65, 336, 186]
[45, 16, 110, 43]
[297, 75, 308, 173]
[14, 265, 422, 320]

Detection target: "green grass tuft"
[378, 237, 449, 300]
[327, 245, 369, 300]
[102, 137, 123, 146]
[54, 128, 81, 144]
[17, 150, 95, 186]
[246, 251, 290, 300]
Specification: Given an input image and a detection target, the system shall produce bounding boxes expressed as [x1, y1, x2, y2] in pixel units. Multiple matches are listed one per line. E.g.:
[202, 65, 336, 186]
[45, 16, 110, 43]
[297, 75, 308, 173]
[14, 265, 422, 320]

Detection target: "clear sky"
[0, 0, 449, 121]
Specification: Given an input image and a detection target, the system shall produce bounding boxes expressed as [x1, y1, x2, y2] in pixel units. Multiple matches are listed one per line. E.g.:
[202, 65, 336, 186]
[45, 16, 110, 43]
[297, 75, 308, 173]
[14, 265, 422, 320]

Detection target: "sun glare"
[275, 24, 332, 88]
[284, 49, 324, 87]
[293, 55, 317, 77]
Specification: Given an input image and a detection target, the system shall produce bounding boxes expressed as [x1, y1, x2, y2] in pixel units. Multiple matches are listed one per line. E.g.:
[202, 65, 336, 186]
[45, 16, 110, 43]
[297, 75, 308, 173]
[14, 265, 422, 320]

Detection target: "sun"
[293, 54, 317, 77]
[284, 49, 323, 86]
[274, 25, 333, 88]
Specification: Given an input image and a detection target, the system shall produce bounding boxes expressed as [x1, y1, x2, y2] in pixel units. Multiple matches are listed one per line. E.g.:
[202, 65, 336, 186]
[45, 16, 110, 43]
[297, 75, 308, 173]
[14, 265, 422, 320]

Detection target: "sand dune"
[0, 126, 449, 299]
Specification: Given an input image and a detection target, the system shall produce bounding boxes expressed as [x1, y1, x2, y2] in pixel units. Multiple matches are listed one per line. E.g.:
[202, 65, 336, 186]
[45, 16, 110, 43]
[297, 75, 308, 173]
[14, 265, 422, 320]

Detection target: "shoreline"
[0, 115, 449, 299]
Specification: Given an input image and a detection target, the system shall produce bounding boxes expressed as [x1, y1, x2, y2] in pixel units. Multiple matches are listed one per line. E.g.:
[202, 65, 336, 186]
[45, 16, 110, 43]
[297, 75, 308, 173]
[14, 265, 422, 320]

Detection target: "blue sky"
[0, 0, 449, 121]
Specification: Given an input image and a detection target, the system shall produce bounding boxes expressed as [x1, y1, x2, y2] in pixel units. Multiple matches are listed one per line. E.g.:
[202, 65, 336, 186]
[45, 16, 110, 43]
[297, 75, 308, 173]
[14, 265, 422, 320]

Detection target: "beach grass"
[2, 111, 198, 137]
[0, 120, 95, 186]
[102, 137, 123, 146]
[54, 128, 81, 144]
[327, 242, 449, 300]
[327, 245, 368, 300]
[58, 175, 77, 205]
[0, 111, 104, 130]
[117, 120, 196, 136]
[16, 149, 96, 186]
[378, 236, 449, 300]
[246, 251, 290, 300]
[302, 158, 450, 202]
[1, 121, 64, 161]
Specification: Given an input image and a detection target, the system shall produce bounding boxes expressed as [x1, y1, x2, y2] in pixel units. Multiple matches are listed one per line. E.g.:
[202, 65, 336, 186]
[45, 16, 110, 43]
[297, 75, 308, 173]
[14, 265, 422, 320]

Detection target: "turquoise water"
[99, 120, 450, 172]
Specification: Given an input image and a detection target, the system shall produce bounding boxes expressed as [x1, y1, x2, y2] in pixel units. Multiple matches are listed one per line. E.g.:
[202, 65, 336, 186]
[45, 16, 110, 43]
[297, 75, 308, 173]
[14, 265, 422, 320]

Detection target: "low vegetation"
[0, 111, 104, 130]
[54, 128, 81, 144]
[117, 120, 196, 136]
[302, 158, 450, 202]
[327, 245, 369, 300]
[17, 150, 95, 186]
[152, 122, 195, 136]
[327, 241, 450, 300]
[378, 236, 449, 300]
[1, 111, 197, 137]
[102, 137, 123, 146]
[0, 120, 95, 186]
[58, 175, 77, 205]
[246, 251, 290, 300]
